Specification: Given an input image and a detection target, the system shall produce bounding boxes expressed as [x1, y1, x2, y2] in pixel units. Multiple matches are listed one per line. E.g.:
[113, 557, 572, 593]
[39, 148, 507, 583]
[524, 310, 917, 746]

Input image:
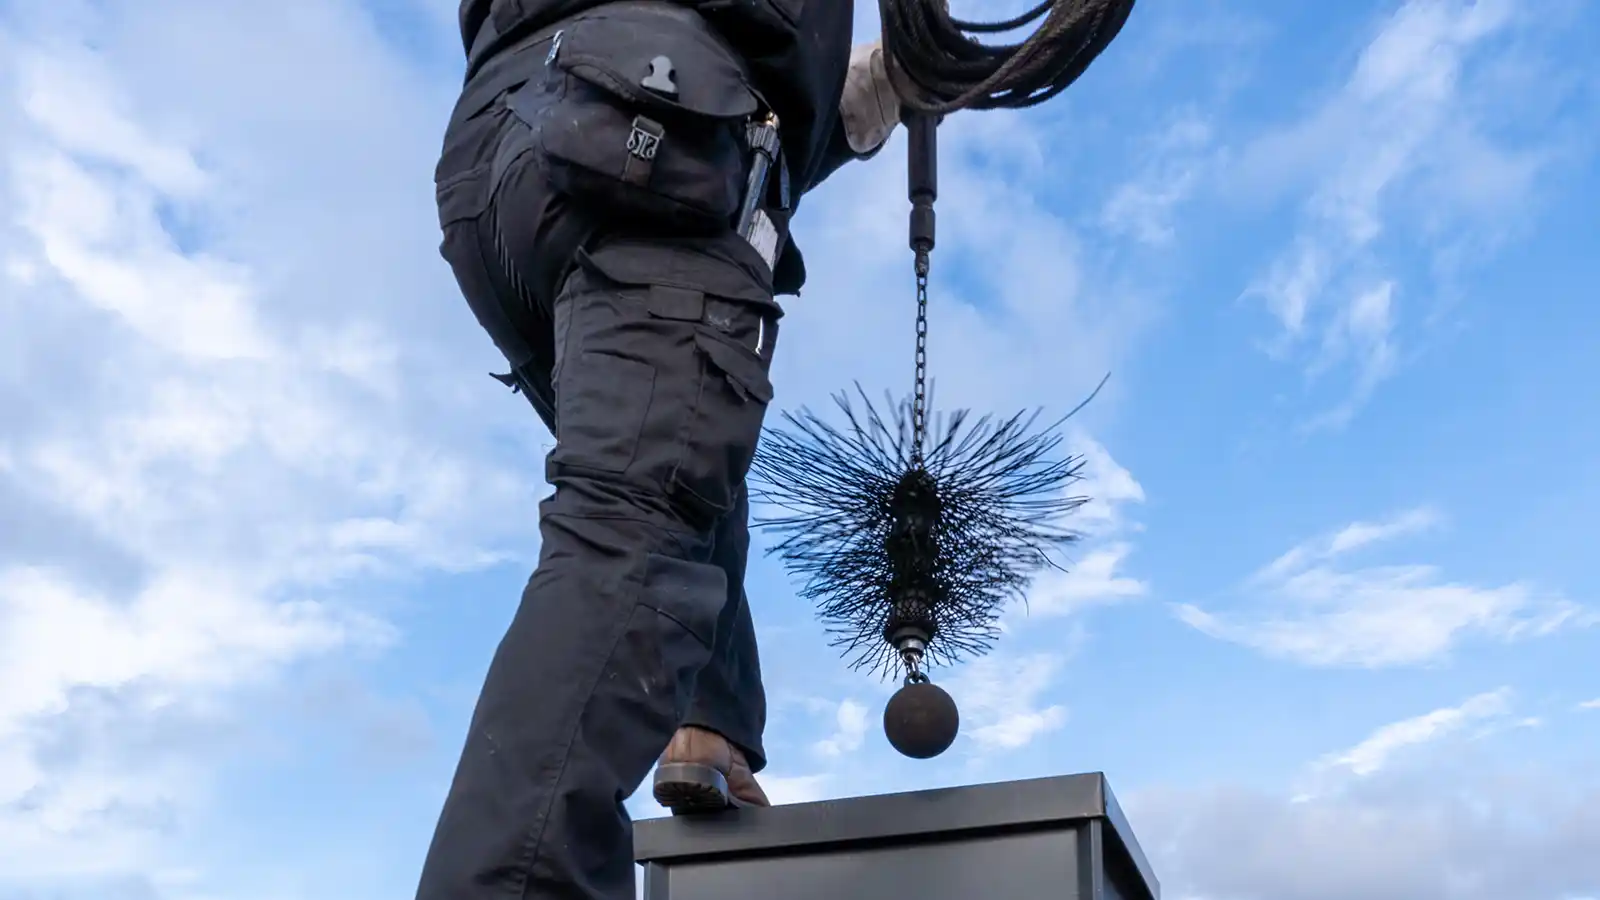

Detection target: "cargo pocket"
[554, 349, 656, 474]
[669, 325, 775, 519]
[509, 9, 765, 233]
[566, 241, 779, 520]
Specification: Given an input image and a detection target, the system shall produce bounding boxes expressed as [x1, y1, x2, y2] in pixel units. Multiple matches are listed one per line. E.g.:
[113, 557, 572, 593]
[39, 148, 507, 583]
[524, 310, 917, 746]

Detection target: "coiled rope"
[880, 0, 1138, 115]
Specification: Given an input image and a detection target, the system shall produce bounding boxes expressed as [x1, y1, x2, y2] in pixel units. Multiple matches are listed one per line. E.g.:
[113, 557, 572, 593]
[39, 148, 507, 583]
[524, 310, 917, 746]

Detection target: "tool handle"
[735, 115, 783, 269]
[906, 111, 937, 257]
[736, 116, 781, 237]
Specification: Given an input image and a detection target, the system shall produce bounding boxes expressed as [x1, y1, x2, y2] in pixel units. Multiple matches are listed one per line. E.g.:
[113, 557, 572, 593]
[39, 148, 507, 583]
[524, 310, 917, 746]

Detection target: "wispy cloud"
[949, 654, 1069, 753]
[1252, 506, 1441, 584]
[812, 699, 871, 759]
[0, 5, 544, 889]
[1100, 112, 1216, 246]
[1069, 433, 1147, 536]
[1029, 543, 1146, 616]
[1231, 0, 1579, 429]
[1134, 694, 1600, 900]
[1012, 434, 1148, 619]
[757, 774, 835, 806]
[1309, 687, 1512, 784]
[1178, 508, 1589, 666]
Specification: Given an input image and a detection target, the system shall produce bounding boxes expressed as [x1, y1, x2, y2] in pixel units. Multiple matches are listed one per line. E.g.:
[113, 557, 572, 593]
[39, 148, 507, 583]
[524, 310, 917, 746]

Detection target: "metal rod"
[905, 111, 937, 260]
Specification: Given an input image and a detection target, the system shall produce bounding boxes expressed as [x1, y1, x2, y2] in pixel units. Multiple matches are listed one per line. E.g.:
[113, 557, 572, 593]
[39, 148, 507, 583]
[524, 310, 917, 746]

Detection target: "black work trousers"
[417, 41, 778, 899]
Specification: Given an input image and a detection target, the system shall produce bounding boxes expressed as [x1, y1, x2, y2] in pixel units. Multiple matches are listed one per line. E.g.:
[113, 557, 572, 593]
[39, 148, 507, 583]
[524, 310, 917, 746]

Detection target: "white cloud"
[1311, 687, 1512, 782]
[812, 699, 871, 758]
[1179, 508, 1588, 666]
[15, 148, 271, 362]
[1028, 544, 1146, 616]
[1578, 699, 1600, 711]
[1133, 691, 1600, 900]
[1009, 433, 1147, 619]
[17, 49, 210, 198]
[1252, 505, 1440, 584]
[625, 765, 835, 824]
[1231, 0, 1575, 428]
[948, 654, 1068, 752]
[0, 567, 379, 726]
[1135, 773, 1600, 900]
[1300, 280, 1399, 431]
[1100, 112, 1215, 246]
[1323, 505, 1438, 556]
[758, 774, 835, 806]
[772, 102, 1150, 419]
[1069, 432, 1147, 536]
[0, 4, 546, 891]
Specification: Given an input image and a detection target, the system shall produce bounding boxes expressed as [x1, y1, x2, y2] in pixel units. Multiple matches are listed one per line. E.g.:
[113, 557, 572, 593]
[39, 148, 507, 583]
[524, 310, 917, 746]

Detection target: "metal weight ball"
[883, 679, 959, 758]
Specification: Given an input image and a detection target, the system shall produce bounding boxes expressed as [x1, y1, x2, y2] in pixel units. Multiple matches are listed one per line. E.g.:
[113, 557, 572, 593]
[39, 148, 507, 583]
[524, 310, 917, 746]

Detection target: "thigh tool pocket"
[674, 321, 775, 518]
[510, 9, 765, 233]
[572, 242, 778, 521]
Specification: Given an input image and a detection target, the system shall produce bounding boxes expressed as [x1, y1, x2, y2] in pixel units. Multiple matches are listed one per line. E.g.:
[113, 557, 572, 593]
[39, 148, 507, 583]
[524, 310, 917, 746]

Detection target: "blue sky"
[0, 0, 1597, 898]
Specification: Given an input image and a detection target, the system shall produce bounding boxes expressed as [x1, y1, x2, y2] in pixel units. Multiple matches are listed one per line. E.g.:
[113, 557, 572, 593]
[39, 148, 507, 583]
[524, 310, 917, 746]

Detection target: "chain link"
[911, 252, 930, 464]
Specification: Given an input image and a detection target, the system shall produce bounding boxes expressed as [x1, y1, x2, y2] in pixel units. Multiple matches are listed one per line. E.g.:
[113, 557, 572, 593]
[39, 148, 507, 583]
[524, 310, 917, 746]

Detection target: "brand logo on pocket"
[627, 119, 662, 161]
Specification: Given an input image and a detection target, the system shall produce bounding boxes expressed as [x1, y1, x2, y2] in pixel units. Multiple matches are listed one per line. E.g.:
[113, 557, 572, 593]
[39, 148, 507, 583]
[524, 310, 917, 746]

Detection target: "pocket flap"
[696, 331, 774, 404]
[580, 242, 776, 310]
[553, 7, 762, 120]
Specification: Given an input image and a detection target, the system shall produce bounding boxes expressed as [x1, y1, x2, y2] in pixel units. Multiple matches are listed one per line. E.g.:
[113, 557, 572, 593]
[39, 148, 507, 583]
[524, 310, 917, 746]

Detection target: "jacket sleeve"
[804, 116, 888, 193]
[804, 42, 900, 193]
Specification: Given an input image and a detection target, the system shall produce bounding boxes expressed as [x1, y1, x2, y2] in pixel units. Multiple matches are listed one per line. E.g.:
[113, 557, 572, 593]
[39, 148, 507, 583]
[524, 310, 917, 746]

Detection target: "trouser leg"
[418, 201, 779, 897]
[681, 483, 768, 771]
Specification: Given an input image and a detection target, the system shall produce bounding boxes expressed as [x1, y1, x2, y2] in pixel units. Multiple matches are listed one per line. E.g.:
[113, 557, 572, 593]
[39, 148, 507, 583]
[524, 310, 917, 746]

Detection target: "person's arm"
[807, 42, 902, 191]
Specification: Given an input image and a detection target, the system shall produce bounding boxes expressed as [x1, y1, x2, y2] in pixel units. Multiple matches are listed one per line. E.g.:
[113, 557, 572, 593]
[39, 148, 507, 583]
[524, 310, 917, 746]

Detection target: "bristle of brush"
[749, 384, 1089, 679]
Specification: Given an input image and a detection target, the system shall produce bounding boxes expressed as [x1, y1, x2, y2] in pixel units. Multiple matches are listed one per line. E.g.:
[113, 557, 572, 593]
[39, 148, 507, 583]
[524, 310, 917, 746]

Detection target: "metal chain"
[911, 253, 930, 464]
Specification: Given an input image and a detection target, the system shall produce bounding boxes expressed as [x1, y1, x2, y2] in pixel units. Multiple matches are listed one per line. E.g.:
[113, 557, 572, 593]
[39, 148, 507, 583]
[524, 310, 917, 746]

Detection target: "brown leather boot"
[652, 725, 770, 815]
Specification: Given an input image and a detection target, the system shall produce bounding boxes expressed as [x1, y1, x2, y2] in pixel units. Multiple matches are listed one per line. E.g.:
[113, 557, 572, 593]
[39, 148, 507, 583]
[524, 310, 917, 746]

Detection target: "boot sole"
[653, 762, 743, 815]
